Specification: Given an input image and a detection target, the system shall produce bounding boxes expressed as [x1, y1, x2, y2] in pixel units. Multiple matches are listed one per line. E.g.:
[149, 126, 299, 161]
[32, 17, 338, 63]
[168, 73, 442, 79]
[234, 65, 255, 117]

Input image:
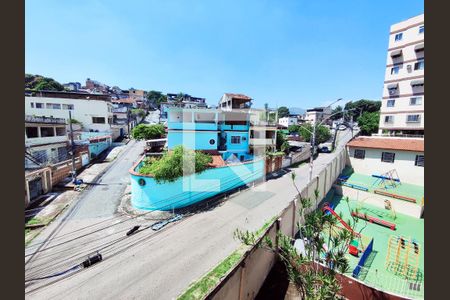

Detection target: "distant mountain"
[289, 107, 305, 115]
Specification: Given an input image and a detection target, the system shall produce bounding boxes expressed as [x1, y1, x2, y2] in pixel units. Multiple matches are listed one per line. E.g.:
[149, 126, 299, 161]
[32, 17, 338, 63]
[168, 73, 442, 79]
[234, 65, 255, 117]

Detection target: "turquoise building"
[167, 108, 253, 162]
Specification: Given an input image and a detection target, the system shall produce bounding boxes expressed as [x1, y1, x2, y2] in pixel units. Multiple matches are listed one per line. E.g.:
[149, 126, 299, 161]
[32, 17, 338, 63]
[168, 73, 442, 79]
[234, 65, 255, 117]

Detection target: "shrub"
[139, 146, 213, 183]
[131, 124, 165, 140]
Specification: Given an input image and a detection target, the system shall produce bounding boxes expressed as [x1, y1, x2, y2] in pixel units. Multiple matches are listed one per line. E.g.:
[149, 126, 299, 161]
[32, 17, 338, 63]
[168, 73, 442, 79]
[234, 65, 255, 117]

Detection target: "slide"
[322, 203, 359, 236]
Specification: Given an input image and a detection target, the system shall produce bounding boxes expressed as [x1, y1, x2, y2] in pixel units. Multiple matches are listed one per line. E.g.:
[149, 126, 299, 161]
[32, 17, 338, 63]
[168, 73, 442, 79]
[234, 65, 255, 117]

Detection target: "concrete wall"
[207, 148, 348, 300]
[130, 159, 265, 211]
[347, 147, 424, 186]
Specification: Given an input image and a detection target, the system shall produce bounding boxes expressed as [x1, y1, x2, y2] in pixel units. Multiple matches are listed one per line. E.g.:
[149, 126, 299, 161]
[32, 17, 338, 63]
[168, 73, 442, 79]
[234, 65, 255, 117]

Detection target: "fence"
[206, 147, 348, 300]
[357, 265, 424, 299]
[353, 238, 374, 278]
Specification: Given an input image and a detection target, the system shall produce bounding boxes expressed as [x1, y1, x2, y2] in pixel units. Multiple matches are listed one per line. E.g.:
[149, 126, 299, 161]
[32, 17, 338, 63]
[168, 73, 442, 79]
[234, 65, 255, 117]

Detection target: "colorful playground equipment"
[374, 189, 417, 203]
[385, 235, 421, 280]
[351, 211, 397, 230]
[357, 197, 397, 220]
[372, 169, 401, 189]
[322, 203, 360, 237]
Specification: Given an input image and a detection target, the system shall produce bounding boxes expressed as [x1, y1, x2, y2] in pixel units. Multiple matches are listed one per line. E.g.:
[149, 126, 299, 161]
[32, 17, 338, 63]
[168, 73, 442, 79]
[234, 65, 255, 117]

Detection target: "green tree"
[288, 125, 301, 134]
[276, 131, 288, 152]
[146, 90, 167, 108]
[278, 106, 290, 118]
[299, 124, 331, 145]
[330, 105, 343, 120]
[139, 146, 212, 183]
[131, 108, 146, 118]
[131, 124, 165, 140]
[234, 174, 355, 299]
[25, 74, 65, 91]
[344, 99, 381, 121]
[357, 111, 380, 136]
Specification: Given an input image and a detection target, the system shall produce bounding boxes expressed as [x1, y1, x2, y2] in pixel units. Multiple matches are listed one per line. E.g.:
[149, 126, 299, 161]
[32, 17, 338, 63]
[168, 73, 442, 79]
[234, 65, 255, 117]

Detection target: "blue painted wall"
[130, 159, 264, 211]
[168, 131, 218, 150]
[168, 122, 218, 131]
[224, 131, 249, 152]
[89, 141, 111, 157]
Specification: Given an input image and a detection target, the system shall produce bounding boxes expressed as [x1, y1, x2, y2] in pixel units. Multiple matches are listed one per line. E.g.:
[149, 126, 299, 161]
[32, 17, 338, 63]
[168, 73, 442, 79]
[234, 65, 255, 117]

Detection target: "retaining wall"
[130, 158, 265, 211]
[206, 148, 348, 300]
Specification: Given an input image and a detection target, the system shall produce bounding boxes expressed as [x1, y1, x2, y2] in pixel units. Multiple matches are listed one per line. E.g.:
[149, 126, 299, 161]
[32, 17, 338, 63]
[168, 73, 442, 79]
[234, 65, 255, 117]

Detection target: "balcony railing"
[25, 135, 68, 147]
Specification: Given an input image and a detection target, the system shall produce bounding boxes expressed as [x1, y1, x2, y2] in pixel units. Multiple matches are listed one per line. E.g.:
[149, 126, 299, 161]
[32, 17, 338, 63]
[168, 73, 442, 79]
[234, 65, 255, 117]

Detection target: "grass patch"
[26, 217, 44, 226]
[177, 249, 244, 300]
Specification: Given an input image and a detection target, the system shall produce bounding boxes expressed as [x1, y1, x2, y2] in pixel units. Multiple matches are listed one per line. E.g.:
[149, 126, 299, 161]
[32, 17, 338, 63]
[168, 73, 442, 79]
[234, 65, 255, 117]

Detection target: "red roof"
[225, 93, 252, 100]
[209, 155, 226, 168]
[347, 137, 424, 152]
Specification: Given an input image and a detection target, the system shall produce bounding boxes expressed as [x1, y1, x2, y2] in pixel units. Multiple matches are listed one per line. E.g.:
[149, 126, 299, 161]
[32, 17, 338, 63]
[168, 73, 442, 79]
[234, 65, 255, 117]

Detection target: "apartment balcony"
[25, 135, 68, 147]
[249, 138, 276, 146]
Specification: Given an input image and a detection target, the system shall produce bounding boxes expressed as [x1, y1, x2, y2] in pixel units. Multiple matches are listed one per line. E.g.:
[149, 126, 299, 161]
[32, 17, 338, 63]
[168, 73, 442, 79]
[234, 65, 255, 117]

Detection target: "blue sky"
[26, 0, 424, 109]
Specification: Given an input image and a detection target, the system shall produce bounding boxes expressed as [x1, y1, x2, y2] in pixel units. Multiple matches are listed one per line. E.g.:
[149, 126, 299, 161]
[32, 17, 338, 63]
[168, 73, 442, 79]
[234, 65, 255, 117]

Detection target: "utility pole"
[68, 110, 77, 183]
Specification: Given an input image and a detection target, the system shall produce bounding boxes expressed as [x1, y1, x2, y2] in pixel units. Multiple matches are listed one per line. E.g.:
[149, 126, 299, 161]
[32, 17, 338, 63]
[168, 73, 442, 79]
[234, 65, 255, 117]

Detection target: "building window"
[394, 33, 403, 41]
[381, 152, 395, 163]
[40, 127, 55, 137]
[384, 115, 394, 123]
[419, 25, 424, 34]
[35, 102, 44, 109]
[30, 102, 34, 108]
[231, 136, 241, 144]
[415, 155, 424, 167]
[26, 127, 39, 138]
[209, 139, 215, 145]
[92, 117, 106, 124]
[62, 104, 74, 110]
[354, 149, 365, 159]
[387, 100, 395, 107]
[387, 87, 398, 96]
[46, 103, 61, 109]
[407, 114, 421, 123]
[410, 97, 422, 105]
[391, 66, 400, 75]
[414, 59, 424, 70]
[56, 127, 66, 136]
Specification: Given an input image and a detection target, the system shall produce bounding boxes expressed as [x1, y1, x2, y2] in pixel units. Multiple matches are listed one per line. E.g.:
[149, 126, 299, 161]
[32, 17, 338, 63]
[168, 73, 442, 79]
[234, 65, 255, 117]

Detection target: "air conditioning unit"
[388, 89, 397, 95]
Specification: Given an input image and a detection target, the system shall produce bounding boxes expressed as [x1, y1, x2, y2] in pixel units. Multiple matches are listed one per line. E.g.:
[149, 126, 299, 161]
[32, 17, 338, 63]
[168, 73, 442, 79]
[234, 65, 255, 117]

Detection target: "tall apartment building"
[379, 14, 424, 135]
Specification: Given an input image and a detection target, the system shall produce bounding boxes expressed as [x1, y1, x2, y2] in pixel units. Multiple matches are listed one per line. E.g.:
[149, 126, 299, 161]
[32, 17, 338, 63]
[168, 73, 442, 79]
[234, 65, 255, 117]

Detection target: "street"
[25, 129, 354, 300]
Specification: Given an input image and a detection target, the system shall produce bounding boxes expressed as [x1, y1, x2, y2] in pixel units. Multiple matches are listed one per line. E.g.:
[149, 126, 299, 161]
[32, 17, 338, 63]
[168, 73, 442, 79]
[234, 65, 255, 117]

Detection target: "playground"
[320, 193, 424, 299]
[338, 167, 424, 204]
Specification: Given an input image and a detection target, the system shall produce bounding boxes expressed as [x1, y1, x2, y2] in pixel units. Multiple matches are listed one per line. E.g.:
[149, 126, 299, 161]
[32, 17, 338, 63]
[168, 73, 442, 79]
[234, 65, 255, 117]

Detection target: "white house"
[25, 91, 114, 132]
[304, 107, 332, 125]
[346, 136, 424, 186]
[25, 115, 69, 169]
[278, 116, 298, 128]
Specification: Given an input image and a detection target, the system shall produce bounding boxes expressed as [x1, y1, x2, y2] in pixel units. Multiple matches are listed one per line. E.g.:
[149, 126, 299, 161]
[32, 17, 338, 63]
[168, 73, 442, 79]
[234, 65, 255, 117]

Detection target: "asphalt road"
[25, 129, 354, 300]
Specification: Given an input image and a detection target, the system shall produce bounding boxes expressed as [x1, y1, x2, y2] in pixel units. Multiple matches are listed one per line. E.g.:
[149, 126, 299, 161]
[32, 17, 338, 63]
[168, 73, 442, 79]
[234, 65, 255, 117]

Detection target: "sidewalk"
[25, 143, 130, 245]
